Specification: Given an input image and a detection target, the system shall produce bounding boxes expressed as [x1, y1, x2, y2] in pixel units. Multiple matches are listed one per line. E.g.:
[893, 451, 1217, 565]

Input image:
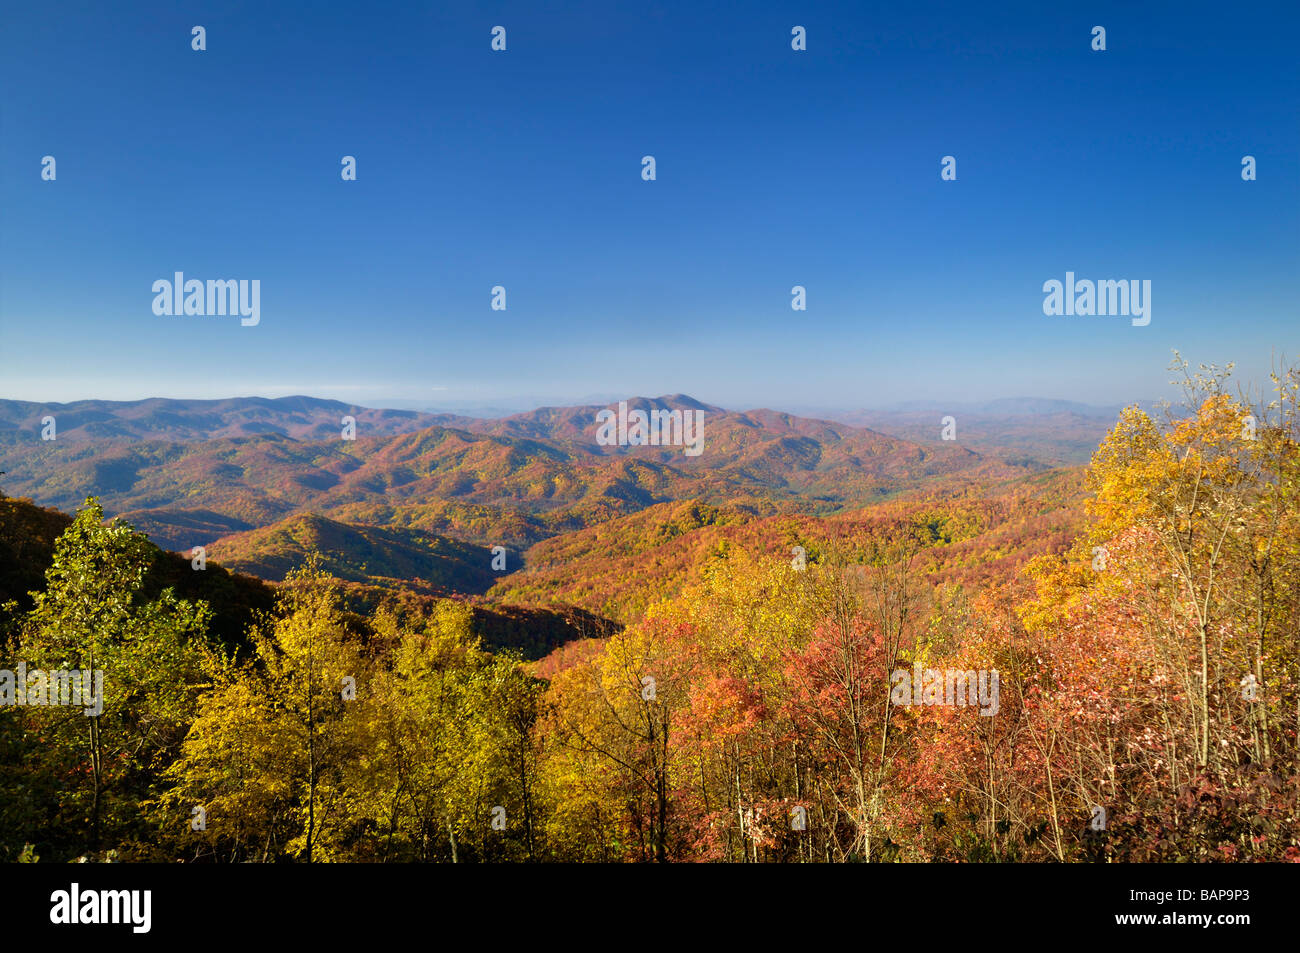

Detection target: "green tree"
[16, 497, 209, 858]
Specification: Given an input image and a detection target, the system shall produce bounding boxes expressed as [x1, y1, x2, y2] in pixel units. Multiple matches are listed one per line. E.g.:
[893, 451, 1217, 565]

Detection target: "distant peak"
[608, 394, 719, 413]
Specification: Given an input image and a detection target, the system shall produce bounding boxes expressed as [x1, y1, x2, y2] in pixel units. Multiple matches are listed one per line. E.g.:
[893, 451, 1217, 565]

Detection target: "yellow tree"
[159, 560, 367, 861]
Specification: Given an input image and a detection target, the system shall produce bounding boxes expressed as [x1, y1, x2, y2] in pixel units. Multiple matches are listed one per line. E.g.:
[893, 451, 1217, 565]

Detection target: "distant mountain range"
[0, 394, 1037, 551]
[0, 394, 1113, 611]
[797, 399, 1124, 466]
[0, 392, 1123, 461]
[0, 396, 440, 443]
[854, 397, 1121, 418]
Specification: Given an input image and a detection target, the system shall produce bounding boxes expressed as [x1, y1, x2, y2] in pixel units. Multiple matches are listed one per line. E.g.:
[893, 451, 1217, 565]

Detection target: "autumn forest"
[1, 358, 1297, 864]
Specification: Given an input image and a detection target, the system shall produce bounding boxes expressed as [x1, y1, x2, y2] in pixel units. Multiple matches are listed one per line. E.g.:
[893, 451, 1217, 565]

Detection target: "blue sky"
[2, 0, 1297, 410]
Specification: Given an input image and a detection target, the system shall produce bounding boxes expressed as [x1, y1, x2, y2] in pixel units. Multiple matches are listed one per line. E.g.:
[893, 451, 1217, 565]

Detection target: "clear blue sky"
[2, 1, 1297, 409]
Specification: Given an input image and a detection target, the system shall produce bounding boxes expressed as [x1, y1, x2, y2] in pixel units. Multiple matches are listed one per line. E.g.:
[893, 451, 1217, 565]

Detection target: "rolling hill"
[0, 396, 440, 443]
[207, 513, 499, 595]
[0, 395, 1031, 553]
[488, 467, 1087, 622]
[0, 494, 614, 660]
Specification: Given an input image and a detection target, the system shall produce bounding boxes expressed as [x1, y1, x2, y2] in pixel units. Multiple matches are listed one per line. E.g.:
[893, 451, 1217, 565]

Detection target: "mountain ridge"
[1, 394, 1029, 553]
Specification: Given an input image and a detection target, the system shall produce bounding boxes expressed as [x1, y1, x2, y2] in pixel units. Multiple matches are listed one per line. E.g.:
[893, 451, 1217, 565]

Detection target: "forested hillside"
[0, 396, 1023, 552]
[3, 362, 1297, 862]
[489, 468, 1084, 622]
